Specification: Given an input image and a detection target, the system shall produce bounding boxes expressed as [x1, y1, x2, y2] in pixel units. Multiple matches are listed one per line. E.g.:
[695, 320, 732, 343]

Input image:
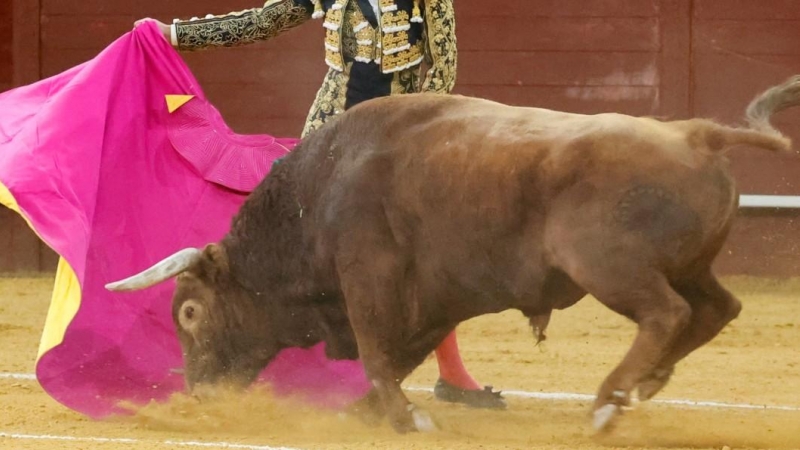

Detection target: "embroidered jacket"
[172, 0, 456, 93]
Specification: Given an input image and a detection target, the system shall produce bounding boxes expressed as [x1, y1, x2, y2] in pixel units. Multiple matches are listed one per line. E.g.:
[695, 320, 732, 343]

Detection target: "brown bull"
[107, 76, 800, 433]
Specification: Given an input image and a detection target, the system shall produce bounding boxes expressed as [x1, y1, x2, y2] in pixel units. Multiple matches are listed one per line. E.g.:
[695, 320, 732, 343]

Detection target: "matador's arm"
[172, 0, 314, 50]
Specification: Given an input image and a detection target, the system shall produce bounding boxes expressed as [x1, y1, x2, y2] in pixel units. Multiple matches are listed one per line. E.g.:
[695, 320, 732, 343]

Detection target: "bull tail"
[708, 125, 791, 153]
[685, 75, 800, 154]
[745, 75, 800, 139]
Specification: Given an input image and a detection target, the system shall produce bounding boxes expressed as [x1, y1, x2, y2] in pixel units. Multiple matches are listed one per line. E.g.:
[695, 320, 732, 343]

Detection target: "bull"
[107, 76, 800, 433]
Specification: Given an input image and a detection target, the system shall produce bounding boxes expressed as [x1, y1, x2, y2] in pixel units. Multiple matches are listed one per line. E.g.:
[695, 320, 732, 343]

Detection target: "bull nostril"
[184, 306, 195, 319]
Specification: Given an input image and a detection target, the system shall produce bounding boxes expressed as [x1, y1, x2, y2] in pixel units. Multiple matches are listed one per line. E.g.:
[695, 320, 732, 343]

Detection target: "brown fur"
[162, 76, 799, 433]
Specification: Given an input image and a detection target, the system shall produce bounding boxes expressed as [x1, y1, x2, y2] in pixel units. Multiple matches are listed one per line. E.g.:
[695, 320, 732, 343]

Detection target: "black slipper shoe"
[433, 378, 507, 410]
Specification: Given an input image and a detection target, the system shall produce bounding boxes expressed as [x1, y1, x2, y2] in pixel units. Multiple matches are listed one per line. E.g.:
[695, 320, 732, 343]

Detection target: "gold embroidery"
[348, 26, 380, 63]
[352, 5, 379, 63]
[349, 6, 370, 33]
[356, 45, 378, 62]
[325, 29, 340, 48]
[377, 4, 417, 73]
[421, 0, 456, 93]
[383, 30, 409, 48]
[321, 0, 348, 70]
[381, 44, 424, 73]
[411, 0, 423, 23]
[174, 0, 311, 50]
[302, 62, 421, 136]
[325, 28, 345, 71]
[322, 0, 348, 70]
[379, 0, 398, 12]
[354, 24, 375, 43]
[320, 0, 430, 73]
[380, 10, 411, 32]
[302, 67, 349, 138]
[341, 2, 372, 61]
[393, 66, 420, 95]
[323, 6, 344, 29]
[312, 0, 324, 18]
[312, 0, 346, 20]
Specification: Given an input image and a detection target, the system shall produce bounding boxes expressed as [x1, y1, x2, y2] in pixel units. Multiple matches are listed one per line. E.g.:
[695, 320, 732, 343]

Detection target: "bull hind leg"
[637, 269, 742, 401]
[568, 267, 691, 431]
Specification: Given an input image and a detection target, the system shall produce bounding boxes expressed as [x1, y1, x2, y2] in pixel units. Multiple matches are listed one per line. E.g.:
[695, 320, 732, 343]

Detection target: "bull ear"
[198, 244, 229, 280]
[105, 248, 203, 291]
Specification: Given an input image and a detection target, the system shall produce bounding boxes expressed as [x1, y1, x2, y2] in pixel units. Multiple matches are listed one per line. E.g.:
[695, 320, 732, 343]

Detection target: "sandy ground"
[1, 276, 799, 450]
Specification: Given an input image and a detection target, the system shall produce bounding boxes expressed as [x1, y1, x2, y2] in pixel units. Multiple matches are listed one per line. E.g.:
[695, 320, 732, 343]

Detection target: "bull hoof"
[349, 406, 383, 427]
[390, 404, 438, 434]
[409, 405, 438, 432]
[592, 404, 620, 431]
[637, 367, 674, 401]
[346, 391, 385, 427]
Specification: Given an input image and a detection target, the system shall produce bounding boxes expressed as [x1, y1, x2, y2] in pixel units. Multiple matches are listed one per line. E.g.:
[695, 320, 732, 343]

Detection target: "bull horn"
[105, 248, 203, 291]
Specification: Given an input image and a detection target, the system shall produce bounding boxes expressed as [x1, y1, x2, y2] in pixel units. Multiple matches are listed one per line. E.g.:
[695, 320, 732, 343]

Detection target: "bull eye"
[179, 300, 203, 332]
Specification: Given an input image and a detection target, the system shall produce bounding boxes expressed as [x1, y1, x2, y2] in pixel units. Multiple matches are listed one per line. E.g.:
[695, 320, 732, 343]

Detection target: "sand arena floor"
[1, 276, 799, 450]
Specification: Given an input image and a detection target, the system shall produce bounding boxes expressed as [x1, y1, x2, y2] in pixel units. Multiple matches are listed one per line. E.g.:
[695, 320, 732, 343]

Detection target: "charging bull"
[107, 76, 800, 433]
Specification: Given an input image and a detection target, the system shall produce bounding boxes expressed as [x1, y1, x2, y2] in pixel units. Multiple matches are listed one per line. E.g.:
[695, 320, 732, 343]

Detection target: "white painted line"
[4, 372, 800, 412]
[0, 432, 302, 450]
[405, 387, 800, 412]
[739, 194, 800, 209]
[645, 397, 800, 412]
[0, 372, 36, 380]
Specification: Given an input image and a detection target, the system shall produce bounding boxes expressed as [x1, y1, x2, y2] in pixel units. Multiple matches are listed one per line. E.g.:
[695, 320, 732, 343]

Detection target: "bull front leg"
[345, 388, 386, 426]
[343, 292, 437, 432]
[336, 253, 437, 433]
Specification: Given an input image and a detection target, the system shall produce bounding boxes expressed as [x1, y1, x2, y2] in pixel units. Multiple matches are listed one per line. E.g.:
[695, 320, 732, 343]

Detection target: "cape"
[0, 21, 370, 418]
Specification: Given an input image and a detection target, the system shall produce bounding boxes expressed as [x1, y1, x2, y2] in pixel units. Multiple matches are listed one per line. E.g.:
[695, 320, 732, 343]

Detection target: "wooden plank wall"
[693, 0, 800, 194]
[456, 1, 674, 115]
[1, 0, 799, 275]
[0, 209, 46, 273]
[0, 0, 12, 93]
[0, 0, 40, 273]
[692, 0, 800, 276]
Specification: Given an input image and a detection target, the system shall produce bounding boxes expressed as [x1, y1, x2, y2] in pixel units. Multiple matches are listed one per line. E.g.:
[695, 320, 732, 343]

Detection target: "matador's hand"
[133, 18, 172, 44]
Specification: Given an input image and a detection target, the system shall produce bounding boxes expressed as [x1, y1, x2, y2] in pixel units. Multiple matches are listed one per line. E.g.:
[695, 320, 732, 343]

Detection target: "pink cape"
[0, 22, 370, 418]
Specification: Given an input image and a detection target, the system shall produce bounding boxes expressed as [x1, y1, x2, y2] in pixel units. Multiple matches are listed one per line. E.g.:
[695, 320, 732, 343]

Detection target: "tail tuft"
[745, 75, 800, 145]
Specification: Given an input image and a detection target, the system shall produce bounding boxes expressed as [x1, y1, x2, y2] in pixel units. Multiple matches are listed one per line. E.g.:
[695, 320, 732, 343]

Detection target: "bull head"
[106, 244, 280, 392]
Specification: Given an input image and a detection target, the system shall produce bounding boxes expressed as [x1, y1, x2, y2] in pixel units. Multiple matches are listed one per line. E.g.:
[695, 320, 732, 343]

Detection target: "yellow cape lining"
[0, 181, 81, 359]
